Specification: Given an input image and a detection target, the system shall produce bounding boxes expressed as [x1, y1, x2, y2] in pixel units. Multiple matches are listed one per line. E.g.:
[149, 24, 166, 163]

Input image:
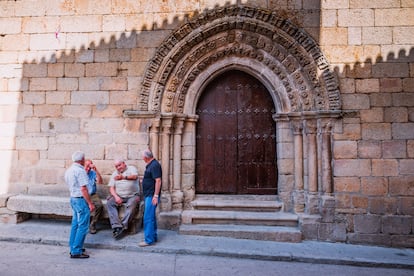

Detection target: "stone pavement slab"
[0, 219, 413, 269]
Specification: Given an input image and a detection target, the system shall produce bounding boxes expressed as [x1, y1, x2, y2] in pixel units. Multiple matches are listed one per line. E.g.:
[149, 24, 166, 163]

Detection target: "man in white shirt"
[107, 159, 140, 239]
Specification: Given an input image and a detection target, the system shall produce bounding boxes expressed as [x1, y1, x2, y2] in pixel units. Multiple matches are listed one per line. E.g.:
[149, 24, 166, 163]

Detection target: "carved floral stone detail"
[140, 5, 341, 113]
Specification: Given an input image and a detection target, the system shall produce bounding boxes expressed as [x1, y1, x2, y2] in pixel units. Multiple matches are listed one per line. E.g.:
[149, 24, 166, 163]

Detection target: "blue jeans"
[143, 196, 158, 244]
[69, 197, 90, 255]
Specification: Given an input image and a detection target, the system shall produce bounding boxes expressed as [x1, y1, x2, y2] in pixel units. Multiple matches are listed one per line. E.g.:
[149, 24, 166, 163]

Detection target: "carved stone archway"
[125, 5, 342, 217]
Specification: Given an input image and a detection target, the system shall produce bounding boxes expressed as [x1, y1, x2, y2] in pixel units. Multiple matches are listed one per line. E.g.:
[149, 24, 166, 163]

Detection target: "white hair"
[72, 151, 85, 162]
[142, 149, 153, 159]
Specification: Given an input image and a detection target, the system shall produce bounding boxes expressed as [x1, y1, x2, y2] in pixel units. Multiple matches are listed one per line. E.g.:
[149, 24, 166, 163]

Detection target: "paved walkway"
[0, 219, 413, 269]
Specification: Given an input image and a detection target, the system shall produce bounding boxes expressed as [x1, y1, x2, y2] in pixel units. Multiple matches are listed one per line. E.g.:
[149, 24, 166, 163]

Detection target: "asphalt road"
[0, 241, 412, 276]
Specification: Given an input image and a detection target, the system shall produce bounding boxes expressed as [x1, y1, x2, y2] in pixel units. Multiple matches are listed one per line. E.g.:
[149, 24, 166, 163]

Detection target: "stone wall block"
[60, 16, 102, 33]
[399, 197, 414, 216]
[23, 92, 45, 105]
[333, 140, 358, 159]
[382, 215, 412, 234]
[23, 64, 47, 78]
[333, 159, 371, 177]
[369, 197, 398, 215]
[384, 107, 408, 122]
[400, 160, 414, 175]
[348, 233, 391, 246]
[362, 27, 392, 44]
[86, 63, 118, 77]
[320, 222, 347, 242]
[361, 123, 391, 140]
[358, 140, 381, 158]
[70, 91, 109, 105]
[361, 177, 388, 196]
[393, 93, 414, 107]
[380, 78, 402, 93]
[354, 214, 381, 234]
[382, 140, 406, 158]
[360, 108, 383, 123]
[16, 136, 48, 150]
[372, 159, 399, 176]
[342, 94, 370, 110]
[57, 78, 78, 91]
[30, 78, 56, 91]
[338, 9, 374, 27]
[389, 176, 414, 196]
[46, 91, 70, 105]
[34, 105, 61, 117]
[372, 63, 410, 78]
[408, 140, 414, 158]
[334, 177, 361, 193]
[375, 8, 414, 26]
[0, 18, 21, 34]
[370, 93, 392, 107]
[65, 64, 85, 77]
[391, 235, 414, 248]
[392, 123, 414, 139]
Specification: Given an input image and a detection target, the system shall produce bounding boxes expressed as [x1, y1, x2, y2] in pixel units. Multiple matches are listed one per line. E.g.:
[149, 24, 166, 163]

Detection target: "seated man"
[84, 159, 104, 234]
[107, 159, 140, 239]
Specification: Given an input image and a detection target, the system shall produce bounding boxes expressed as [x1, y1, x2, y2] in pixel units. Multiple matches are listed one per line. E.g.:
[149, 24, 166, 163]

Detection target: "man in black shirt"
[138, 149, 162, 247]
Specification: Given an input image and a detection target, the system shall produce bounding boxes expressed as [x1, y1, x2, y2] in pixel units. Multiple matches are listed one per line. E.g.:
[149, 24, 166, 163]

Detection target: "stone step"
[181, 210, 298, 227]
[179, 223, 302, 242]
[192, 194, 282, 212]
[192, 198, 282, 212]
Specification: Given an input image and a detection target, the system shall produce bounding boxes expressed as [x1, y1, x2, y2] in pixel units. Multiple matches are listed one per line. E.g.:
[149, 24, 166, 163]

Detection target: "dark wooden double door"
[195, 70, 277, 195]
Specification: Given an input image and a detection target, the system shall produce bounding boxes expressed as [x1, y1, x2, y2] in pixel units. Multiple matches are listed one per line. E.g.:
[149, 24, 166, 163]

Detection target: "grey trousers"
[106, 195, 140, 230]
[89, 193, 103, 227]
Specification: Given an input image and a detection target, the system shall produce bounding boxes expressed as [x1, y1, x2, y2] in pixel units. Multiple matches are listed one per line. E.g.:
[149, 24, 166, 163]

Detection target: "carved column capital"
[303, 119, 317, 134]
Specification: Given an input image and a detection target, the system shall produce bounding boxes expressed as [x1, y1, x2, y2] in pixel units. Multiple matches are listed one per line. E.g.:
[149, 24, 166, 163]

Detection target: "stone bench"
[3, 194, 144, 234]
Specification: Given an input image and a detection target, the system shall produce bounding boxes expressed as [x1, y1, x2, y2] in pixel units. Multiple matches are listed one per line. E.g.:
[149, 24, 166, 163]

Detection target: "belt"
[72, 196, 83, 198]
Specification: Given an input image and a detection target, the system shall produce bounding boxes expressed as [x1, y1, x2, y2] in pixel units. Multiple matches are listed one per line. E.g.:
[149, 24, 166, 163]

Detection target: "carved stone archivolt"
[132, 5, 343, 216]
[139, 5, 341, 114]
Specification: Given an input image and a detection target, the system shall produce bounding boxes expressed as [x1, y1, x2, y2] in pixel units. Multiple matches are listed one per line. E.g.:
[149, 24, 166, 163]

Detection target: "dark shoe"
[113, 227, 125, 239]
[70, 253, 89, 259]
[69, 248, 85, 256]
[138, 241, 154, 247]
[89, 225, 97, 234]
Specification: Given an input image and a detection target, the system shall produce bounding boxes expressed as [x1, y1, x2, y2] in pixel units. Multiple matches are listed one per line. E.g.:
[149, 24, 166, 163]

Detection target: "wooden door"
[196, 70, 277, 194]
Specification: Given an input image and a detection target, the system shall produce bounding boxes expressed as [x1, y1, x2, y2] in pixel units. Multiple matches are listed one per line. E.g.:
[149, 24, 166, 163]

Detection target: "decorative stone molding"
[139, 5, 341, 115]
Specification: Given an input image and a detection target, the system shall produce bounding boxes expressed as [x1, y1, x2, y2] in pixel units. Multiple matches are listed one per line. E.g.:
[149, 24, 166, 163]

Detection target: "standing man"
[64, 151, 95, 259]
[139, 149, 162, 247]
[107, 159, 140, 239]
[84, 159, 104, 234]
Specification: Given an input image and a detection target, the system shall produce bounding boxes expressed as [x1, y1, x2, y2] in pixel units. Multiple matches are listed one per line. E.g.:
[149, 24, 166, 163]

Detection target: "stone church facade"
[0, 1, 413, 248]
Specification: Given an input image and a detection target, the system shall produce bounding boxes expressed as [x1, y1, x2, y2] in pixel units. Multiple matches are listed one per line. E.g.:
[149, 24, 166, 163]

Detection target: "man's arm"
[152, 177, 162, 205]
[81, 186, 95, 212]
[94, 168, 103, 184]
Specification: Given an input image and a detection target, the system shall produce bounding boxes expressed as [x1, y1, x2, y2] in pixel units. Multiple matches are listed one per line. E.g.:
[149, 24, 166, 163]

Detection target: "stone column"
[172, 115, 185, 210]
[160, 114, 173, 211]
[319, 118, 334, 194]
[304, 118, 319, 214]
[149, 118, 160, 157]
[304, 119, 318, 193]
[291, 119, 304, 213]
[182, 115, 198, 208]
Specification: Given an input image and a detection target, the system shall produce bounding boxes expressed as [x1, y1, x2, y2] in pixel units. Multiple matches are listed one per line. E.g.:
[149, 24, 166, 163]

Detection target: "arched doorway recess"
[125, 5, 341, 218]
[196, 70, 277, 195]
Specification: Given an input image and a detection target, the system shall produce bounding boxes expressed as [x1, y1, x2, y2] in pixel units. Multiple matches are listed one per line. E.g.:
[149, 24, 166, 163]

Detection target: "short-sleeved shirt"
[142, 159, 162, 198]
[65, 163, 89, 198]
[87, 170, 97, 195]
[109, 165, 139, 198]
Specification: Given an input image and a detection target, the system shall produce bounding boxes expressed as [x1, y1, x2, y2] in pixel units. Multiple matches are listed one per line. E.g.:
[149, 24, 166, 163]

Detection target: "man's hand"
[88, 202, 95, 212]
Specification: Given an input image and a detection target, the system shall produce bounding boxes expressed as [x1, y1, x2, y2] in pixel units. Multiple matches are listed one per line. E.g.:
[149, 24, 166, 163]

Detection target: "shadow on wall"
[10, 2, 323, 195]
[13, 2, 414, 200]
[333, 47, 414, 224]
